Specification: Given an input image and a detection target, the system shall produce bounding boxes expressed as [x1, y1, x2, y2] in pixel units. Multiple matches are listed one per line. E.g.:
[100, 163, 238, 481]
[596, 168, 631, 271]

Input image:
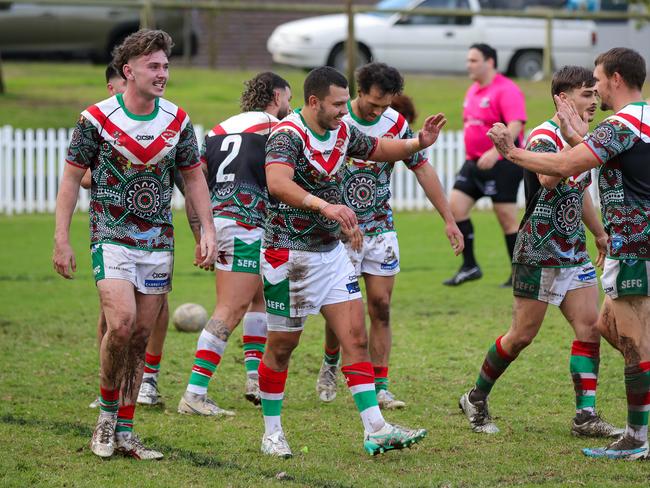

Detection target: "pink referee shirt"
[463, 73, 527, 161]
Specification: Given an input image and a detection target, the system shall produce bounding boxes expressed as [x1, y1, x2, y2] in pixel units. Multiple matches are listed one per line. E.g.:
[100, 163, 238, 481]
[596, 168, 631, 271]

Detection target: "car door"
[378, 0, 474, 73]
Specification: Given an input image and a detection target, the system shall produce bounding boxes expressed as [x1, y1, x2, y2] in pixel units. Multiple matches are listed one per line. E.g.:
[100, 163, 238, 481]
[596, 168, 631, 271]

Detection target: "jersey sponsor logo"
[266, 299, 286, 311]
[514, 280, 537, 293]
[603, 286, 615, 294]
[346, 280, 361, 294]
[479, 96, 490, 108]
[93, 265, 101, 276]
[136, 134, 155, 141]
[144, 278, 170, 287]
[611, 235, 623, 252]
[160, 129, 178, 147]
[380, 259, 399, 270]
[112, 130, 124, 146]
[578, 267, 596, 282]
[152, 272, 168, 278]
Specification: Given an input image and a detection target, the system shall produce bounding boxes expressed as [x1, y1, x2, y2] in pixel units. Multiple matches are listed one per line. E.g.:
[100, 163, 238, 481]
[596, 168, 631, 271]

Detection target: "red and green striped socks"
[243, 312, 267, 379]
[624, 361, 650, 442]
[373, 366, 389, 392]
[116, 404, 135, 439]
[99, 387, 119, 416]
[186, 330, 227, 396]
[324, 345, 340, 366]
[143, 353, 161, 382]
[475, 336, 515, 397]
[342, 362, 386, 434]
[570, 341, 599, 414]
[259, 361, 287, 435]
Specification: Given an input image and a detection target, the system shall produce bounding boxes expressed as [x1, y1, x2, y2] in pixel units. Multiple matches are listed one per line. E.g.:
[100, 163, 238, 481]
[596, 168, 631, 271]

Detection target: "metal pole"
[140, 0, 155, 29]
[182, 7, 192, 65]
[543, 15, 553, 79]
[208, 9, 218, 69]
[0, 51, 5, 94]
[346, 0, 356, 94]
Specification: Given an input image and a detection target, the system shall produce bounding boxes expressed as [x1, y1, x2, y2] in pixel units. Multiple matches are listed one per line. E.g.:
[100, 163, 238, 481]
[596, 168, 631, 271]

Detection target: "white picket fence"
[0, 124, 599, 215]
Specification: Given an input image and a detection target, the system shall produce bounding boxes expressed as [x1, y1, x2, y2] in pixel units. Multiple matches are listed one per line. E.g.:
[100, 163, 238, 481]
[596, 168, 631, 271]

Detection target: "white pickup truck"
[267, 0, 597, 78]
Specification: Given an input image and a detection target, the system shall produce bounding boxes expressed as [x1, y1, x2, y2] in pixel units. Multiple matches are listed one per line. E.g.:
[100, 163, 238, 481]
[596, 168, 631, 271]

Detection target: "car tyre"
[328, 42, 371, 72]
[511, 50, 543, 80]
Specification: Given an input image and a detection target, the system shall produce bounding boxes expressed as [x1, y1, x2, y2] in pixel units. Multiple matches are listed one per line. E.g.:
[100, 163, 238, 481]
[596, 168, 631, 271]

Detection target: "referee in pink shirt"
[444, 43, 526, 287]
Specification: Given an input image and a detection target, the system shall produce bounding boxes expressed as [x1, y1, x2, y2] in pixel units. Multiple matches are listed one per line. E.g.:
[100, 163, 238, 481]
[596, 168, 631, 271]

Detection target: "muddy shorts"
[91, 243, 172, 294]
[261, 242, 362, 331]
[214, 217, 263, 275]
[601, 258, 650, 299]
[345, 231, 400, 277]
[512, 262, 596, 305]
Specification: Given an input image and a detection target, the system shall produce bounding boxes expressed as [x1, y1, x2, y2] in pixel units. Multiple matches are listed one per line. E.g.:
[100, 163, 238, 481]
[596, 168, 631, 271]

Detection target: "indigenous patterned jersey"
[66, 93, 199, 251]
[264, 110, 378, 252]
[202, 111, 277, 227]
[341, 103, 427, 235]
[584, 102, 650, 260]
[514, 120, 591, 267]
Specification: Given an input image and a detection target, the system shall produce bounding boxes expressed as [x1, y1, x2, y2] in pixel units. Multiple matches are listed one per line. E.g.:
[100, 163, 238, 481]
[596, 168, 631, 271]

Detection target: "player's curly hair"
[111, 29, 174, 80]
[356, 62, 403, 96]
[240, 72, 290, 112]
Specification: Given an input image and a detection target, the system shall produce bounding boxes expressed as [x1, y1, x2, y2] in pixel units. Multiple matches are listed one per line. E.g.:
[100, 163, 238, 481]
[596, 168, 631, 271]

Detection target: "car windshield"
[369, 0, 415, 17]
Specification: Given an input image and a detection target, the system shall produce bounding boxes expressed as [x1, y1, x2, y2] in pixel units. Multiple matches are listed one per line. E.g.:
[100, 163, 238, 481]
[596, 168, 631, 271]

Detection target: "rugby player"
[259, 66, 446, 457]
[178, 72, 292, 416]
[85, 63, 174, 409]
[459, 65, 622, 439]
[315, 63, 463, 409]
[53, 29, 216, 460]
[488, 48, 650, 460]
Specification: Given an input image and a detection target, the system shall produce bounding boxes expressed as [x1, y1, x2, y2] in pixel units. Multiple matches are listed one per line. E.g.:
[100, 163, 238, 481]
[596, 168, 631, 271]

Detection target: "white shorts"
[261, 241, 362, 330]
[601, 257, 650, 299]
[512, 262, 596, 306]
[214, 218, 263, 275]
[91, 243, 173, 294]
[345, 231, 400, 277]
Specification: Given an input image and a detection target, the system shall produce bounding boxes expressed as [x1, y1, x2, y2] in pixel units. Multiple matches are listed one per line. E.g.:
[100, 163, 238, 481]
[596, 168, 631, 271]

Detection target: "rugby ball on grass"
[172, 303, 208, 332]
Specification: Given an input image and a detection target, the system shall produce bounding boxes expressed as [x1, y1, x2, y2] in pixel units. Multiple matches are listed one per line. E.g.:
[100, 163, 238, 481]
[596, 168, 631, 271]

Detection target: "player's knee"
[512, 331, 535, 351]
[107, 318, 135, 345]
[368, 297, 391, 325]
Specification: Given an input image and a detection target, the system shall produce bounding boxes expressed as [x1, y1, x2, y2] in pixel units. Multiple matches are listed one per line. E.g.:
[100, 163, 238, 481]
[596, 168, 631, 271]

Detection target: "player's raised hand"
[445, 221, 464, 256]
[417, 113, 447, 149]
[487, 123, 516, 159]
[52, 240, 76, 279]
[320, 204, 358, 232]
[555, 95, 589, 142]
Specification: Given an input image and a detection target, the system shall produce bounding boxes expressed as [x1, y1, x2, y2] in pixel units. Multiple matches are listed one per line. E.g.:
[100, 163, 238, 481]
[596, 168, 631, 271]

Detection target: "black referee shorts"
[452, 159, 523, 204]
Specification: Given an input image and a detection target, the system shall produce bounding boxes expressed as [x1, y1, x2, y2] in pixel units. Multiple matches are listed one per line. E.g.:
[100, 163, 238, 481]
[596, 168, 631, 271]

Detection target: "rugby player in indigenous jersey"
[177, 72, 292, 417]
[314, 63, 463, 409]
[488, 48, 650, 460]
[259, 66, 447, 458]
[85, 63, 177, 409]
[53, 30, 216, 460]
[460, 65, 624, 440]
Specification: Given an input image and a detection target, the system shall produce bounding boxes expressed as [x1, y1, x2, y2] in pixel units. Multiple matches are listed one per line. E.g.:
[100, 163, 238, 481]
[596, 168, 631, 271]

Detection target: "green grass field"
[0, 211, 647, 487]
[1, 62, 561, 131]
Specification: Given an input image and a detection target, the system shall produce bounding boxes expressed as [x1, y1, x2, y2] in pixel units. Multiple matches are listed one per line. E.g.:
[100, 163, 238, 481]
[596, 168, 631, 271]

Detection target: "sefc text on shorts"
[453, 159, 523, 203]
[214, 217, 263, 275]
[91, 243, 173, 294]
[261, 242, 362, 332]
[601, 257, 650, 299]
[512, 262, 596, 305]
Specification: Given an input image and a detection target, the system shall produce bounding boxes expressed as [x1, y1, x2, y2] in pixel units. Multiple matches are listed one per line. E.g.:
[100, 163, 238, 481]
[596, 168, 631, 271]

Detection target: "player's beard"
[277, 105, 290, 120]
[316, 106, 339, 131]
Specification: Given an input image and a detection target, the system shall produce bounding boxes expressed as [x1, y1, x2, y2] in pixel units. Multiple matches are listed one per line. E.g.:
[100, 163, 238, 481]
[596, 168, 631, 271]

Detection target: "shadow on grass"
[1, 413, 353, 488]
